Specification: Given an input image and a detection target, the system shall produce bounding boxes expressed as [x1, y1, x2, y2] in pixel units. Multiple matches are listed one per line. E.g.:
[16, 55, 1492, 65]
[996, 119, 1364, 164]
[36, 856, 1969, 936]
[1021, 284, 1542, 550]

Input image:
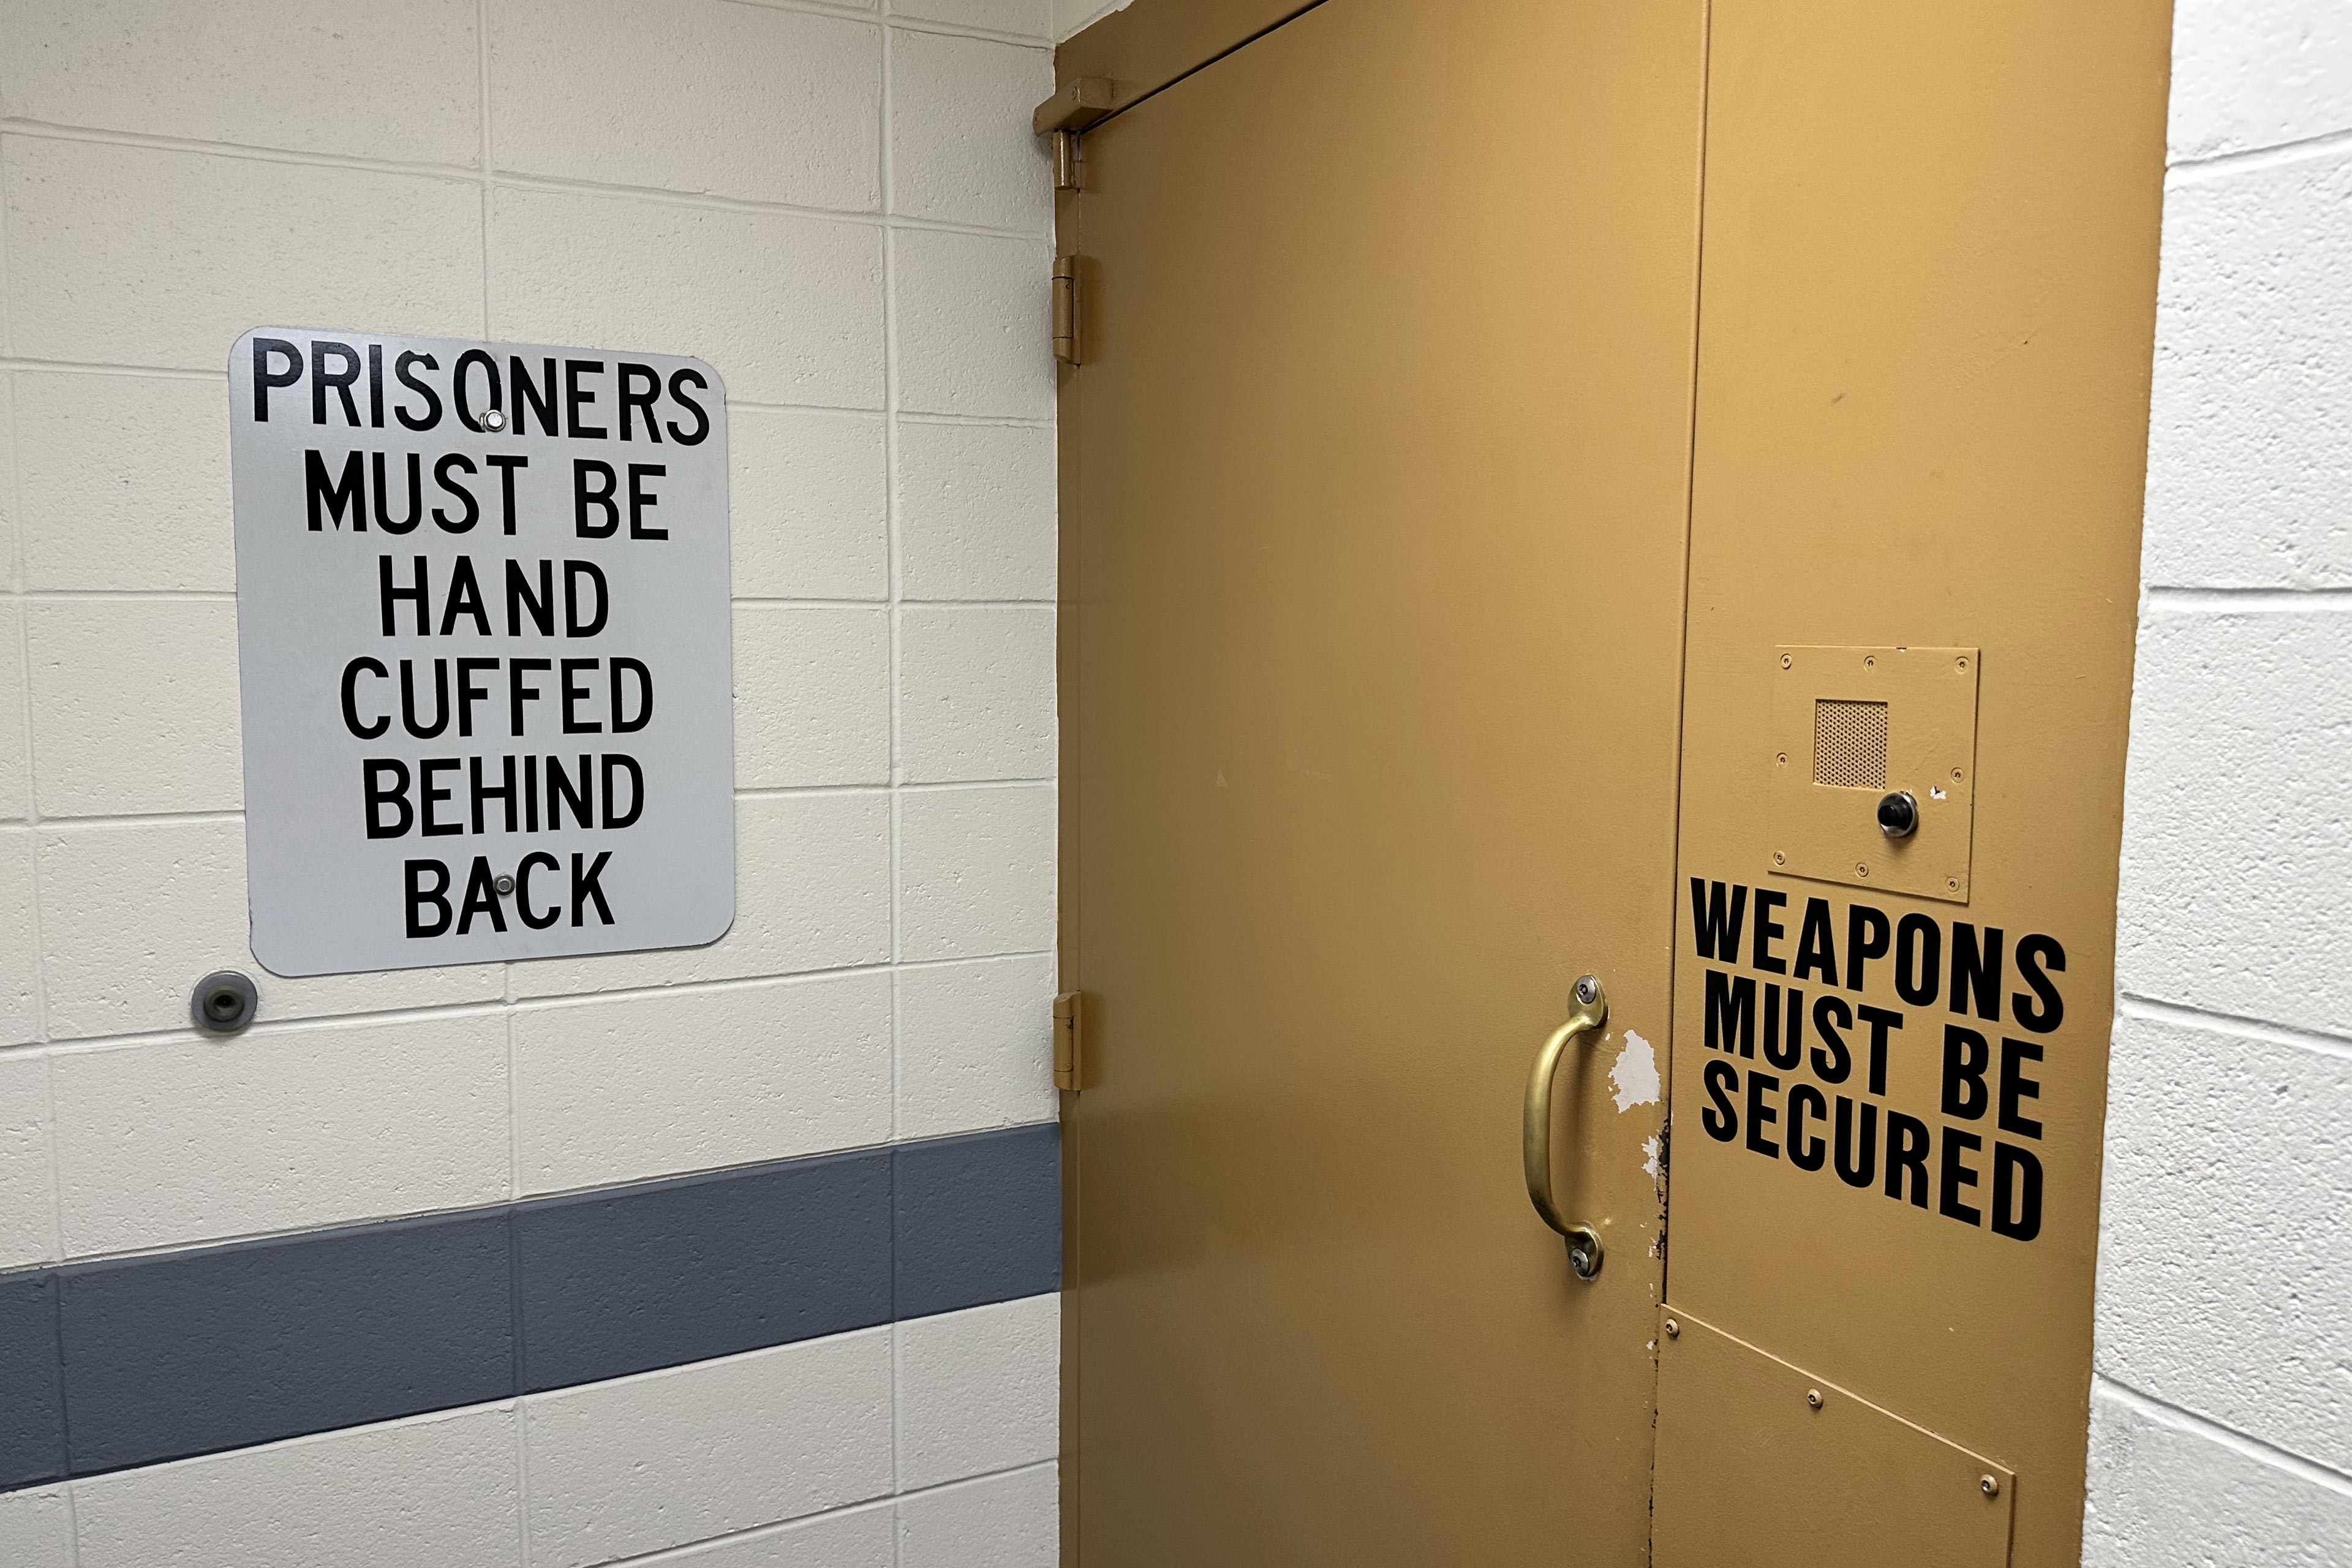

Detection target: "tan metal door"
[1651, 4, 2171, 1566]
[1057, 1, 1706, 1562]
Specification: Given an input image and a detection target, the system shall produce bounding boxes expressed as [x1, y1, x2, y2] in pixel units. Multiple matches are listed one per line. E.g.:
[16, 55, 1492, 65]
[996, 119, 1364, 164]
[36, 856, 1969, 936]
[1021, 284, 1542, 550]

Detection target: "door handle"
[1523, 974, 1608, 1281]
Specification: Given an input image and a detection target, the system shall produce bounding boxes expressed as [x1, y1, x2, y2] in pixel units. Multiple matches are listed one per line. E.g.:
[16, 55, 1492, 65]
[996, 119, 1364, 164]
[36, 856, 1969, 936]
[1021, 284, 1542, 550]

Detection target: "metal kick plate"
[1771, 645, 1980, 902]
[1653, 1308, 2016, 1568]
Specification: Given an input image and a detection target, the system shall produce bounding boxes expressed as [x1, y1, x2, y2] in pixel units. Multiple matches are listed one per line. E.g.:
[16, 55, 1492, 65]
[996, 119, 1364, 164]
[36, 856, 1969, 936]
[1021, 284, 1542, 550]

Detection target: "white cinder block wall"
[2088, 1, 2352, 1562]
[1053, 0, 1130, 36]
[0, 1, 1065, 1564]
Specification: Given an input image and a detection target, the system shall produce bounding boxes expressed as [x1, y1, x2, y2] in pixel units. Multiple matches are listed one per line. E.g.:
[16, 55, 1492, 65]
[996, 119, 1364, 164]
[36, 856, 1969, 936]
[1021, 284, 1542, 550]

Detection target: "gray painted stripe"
[895, 1124, 1062, 1321]
[62, 1213, 514, 1476]
[516, 1146, 894, 1393]
[0, 1272, 63, 1489]
[0, 1121, 1058, 1490]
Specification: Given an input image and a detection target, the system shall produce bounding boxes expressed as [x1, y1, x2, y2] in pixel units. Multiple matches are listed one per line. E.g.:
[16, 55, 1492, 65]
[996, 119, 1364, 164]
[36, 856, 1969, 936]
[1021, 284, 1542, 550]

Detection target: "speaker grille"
[1814, 699, 1890, 789]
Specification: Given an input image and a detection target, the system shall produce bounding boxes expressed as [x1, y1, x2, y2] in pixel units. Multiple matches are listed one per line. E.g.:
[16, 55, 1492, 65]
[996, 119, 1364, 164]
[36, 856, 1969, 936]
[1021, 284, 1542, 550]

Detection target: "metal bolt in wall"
[190, 971, 258, 1036]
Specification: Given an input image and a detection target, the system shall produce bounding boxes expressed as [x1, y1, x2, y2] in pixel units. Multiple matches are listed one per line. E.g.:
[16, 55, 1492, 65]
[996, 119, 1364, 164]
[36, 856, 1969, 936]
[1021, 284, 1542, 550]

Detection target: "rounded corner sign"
[229, 328, 736, 977]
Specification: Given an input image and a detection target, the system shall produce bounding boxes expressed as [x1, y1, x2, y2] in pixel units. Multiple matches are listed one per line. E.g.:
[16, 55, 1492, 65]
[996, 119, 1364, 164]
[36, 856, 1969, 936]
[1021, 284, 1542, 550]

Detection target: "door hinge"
[1033, 77, 1116, 137]
[1035, 78, 1111, 193]
[1050, 129, 1084, 191]
[1053, 255, 1084, 366]
[1054, 991, 1087, 1091]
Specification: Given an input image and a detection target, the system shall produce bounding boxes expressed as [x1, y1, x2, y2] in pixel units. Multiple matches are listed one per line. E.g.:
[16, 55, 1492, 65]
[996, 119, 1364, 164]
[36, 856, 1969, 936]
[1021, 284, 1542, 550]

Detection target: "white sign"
[230, 328, 734, 976]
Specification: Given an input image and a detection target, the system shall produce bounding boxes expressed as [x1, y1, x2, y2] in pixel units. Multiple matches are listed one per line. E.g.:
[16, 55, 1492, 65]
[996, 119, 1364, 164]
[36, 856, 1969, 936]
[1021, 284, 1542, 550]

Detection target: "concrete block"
[70, 1406, 524, 1568]
[733, 409, 889, 600]
[633, 1502, 894, 1566]
[516, 1147, 891, 1392]
[895, 420, 1056, 603]
[1054, 0, 1134, 41]
[492, 186, 883, 409]
[892, 228, 1054, 420]
[34, 818, 505, 1041]
[0, 1049, 56, 1266]
[14, 371, 234, 592]
[0, 0, 480, 165]
[892, 1124, 1058, 1319]
[889, 31, 1052, 233]
[897, 1294, 1060, 1489]
[0, 606, 23, 821]
[0, 1270, 62, 1487]
[2119, 612, 2352, 1032]
[2168, 0, 2352, 162]
[897, 785, 1055, 960]
[895, 0, 1053, 39]
[523, 1330, 893, 1568]
[50, 1012, 508, 1257]
[491, 0, 880, 210]
[513, 971, 892, 1196]
[0, 1486, 70, 1568]
[897, 1464, 1057, 1568]
[2096, 1010, 2352, 1474]
[2084, 1384, 2352, 1568]
[0, 372, 13, 591]
[27, 599, 241, 817]
[2, 136, 482, 371]
[511, 791, 891, 998]
[899, 606, 1055, 783]
[61, 1212, 513, 1473]
[895, 953, 1056, 1139]
[0, 831, 33, 1046]
[2145, 148, 2352, 587]
[736, 606, 891, 790]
